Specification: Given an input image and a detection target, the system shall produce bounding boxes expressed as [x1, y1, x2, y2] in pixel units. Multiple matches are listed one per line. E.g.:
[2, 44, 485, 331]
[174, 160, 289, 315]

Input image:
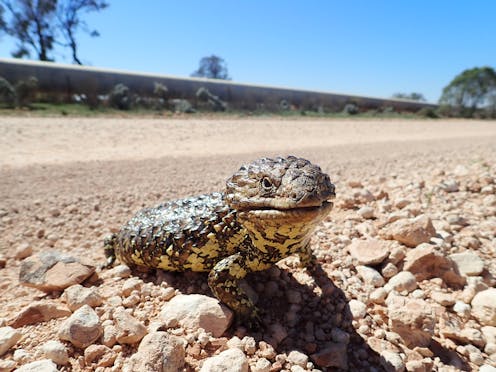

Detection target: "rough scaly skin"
[104, 156, 335, 327]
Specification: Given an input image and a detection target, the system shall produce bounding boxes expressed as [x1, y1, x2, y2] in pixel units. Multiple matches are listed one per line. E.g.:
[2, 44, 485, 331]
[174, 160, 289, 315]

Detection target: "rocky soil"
[1, 117, 496, 371]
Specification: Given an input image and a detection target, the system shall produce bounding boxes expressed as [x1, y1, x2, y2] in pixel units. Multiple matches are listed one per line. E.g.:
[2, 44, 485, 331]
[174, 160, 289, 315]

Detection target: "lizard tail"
[103, 233, 118, 268]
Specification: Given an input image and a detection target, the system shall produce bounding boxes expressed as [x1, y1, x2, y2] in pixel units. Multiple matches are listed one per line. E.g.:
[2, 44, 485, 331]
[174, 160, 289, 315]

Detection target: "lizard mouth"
[238, 200, 334, 223]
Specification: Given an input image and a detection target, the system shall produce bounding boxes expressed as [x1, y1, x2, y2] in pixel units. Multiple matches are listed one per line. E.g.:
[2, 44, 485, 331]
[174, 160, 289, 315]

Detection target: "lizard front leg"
[294, 241, 317, 268]
[208, 252, 262, 329]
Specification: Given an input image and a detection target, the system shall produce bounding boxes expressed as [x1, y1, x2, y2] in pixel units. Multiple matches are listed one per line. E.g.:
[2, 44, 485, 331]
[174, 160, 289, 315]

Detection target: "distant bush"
[279, 99, 290, 111]
[153, 82, 169, 99]
[15, 76, 39, 107]
[196, 87, 227, 111]
[169, 99, 195, 113]
[417, 107, 439, 118]
[343, 103, 359, 115]
[0, 77, 17, 108]
[108, 83, 131, 110]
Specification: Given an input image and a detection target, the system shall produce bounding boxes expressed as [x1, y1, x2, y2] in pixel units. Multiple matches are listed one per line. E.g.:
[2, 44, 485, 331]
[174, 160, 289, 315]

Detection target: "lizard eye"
[261, 177, 273, 191]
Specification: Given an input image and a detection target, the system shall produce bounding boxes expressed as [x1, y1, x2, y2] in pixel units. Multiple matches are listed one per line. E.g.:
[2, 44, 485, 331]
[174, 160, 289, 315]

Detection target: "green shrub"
[0, 77, 16, 108]
[15, 76, 38, 107]
[343, 103, 359, 115]
[108, 83, 131, 110]
[417, 107, 439, 118]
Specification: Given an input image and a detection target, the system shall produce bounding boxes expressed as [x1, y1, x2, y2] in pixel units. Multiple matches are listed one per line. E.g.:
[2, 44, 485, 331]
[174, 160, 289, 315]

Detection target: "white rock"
[388, 297, 435, 348]
[348, 238, 390, 265]
[15, 243, 33, 260]
[348, 300, 367, 319]
[386, 271, 417, 293]
[452, 301, 471, 317]
[449, 252, 484, 276]
[369, 288, 387, 304]
[13, 348, 29, 362]
[356, 265, 385, 287]
[113, 308, 147, 344]
[480, 366, 496, 372]
[0, 360, 16, 372]
[160, 294, 233, 337]
[0, 326, 22, 356]
[41, 340, 69, 365]
[58, 304, 102, 348]
[381, 262, 399, 279]
[63, 284, 103, 311]
[15, 359, 58, 372]
[358, 206, 375, 219]
[252, 358, 271, 372]
[471, 288, 496, 326]
[200, 348, 248, 372]
[380, 350, 405, 371]
[287, 350, 308, 367]
[124, 331, 185, 372]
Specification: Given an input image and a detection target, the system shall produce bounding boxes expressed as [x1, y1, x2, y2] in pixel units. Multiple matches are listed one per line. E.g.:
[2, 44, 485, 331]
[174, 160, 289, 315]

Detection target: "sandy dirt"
[1, 117, 496, 371]
[1, 117, 496, 167]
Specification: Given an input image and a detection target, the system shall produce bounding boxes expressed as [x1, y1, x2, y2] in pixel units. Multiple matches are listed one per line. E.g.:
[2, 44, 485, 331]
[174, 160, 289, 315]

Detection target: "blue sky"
[1, 1, 495, 102]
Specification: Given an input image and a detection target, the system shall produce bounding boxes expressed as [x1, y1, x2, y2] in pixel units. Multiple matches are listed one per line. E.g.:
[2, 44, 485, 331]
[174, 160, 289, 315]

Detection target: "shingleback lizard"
[104, 156, 335, 327]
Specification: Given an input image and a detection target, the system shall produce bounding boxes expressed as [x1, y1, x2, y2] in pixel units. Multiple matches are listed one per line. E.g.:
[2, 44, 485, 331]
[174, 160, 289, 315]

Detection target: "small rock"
[348, 238, 390, 265]
[383, 215, 436, 247]
[252, 358, 271, 372]
[19, 250, 95, 292]
[58, 304, 102, 348]
[311, 342, 348, 369]
[348, 299, 367, 319]
[381, 262, 399, 279]
[101, 324, 118, 347]
[403, 244, 465, 288]
[160, 294, 233, 337]
[8, 300, 71, 328]
[14, 360, 58, 372]
[0, 359, 16, 371]
[370, 288, 387, 304]
[0, 255, 6, 269]
[356, 265, 385, 287]
[480, 365, 496, 372]
[440, 179, 459, 193]
[388, 297, 435, 348]
[13, 348, 29, 362]
[200, 348, 248, 372]
[449, 252, 484, 276]
[381, 350, 405, 371]
[0, 326, 22, 356]
[430, 291, 456, 306]
[453, 301, 471, 317]
[471, 288, 496, 326]
[358, 206, 375, 219]
[84, 344, 116, 367]
[121, 277, 143, 297]
[287, 350, 308, 367]
[113, 307, 147, 344]
[63, 284, 103, 311]
[41, 340, 69, 365]
[386, 271, 417, 293]
[15, 243, 33, 260]
[101, 264, 131, 279]
[268, 323, 288, 345]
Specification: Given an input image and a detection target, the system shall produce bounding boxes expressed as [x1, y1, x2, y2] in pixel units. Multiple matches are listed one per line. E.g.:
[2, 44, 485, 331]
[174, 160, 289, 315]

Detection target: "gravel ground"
[1, 117, 496, 371]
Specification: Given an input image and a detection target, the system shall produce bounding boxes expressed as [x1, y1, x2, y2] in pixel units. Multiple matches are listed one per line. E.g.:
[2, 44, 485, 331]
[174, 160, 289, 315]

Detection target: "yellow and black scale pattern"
[104, 156, 335, 327]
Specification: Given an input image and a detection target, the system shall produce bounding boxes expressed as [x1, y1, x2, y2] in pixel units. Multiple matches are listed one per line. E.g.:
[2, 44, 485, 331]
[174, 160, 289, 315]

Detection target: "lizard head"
[225, 156, 335, 225]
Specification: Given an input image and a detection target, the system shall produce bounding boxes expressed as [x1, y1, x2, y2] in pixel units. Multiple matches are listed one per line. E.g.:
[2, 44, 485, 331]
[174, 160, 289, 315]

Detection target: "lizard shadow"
[142, 262, 390, 371]
[247, 262, 387, 371]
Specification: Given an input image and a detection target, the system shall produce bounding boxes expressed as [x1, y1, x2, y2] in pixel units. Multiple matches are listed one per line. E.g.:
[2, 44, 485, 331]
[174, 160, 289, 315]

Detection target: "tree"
[191, 55, 231, 80]
[392, 92, 426, 102]
[439, 66, 496, 116]
[57, 0, 108, 65]
[0, 0, 107, 63]
[0, 0, 57, 60]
